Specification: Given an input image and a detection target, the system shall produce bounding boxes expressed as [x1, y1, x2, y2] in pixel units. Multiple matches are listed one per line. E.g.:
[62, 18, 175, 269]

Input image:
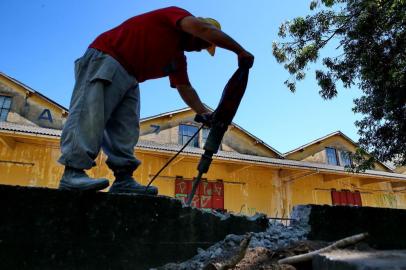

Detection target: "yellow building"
[1, 72, 406, 217]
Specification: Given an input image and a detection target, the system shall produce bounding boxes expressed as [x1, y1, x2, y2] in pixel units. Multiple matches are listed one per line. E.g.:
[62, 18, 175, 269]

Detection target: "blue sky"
[0, 0, 362, 153]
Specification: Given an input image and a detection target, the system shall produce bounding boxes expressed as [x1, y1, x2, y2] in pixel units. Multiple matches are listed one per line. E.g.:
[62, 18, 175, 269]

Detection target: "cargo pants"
[58, 48, 141, 171]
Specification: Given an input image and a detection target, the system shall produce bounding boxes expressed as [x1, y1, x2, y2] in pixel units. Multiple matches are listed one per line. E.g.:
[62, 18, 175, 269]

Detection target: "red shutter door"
[345, 190, 355, 206]
[212, 181, 224, 210]
[212, 182, 224, 196]
[200, 181, 213, 209]
[331, 189, 340, 205]
[175, 179, 224, 210]
[175, 178, 190, 195]
[190, 195, 200, 208]
[200, 181, 213, 196]
[212, 195, 224, 210]
[339, 190, 347, 205]
[200, 196, 212, 209]
[354, 191, 362, 206]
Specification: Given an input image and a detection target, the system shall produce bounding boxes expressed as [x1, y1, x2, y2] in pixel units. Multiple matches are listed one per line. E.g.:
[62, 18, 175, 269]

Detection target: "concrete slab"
[313, 250, 406, 270]
[0, 184, 268, 270]
[292, 205, 406, 249]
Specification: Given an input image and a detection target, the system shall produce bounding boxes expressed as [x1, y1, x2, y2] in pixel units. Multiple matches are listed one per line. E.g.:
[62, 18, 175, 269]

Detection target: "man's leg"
[58, 49, 130, 191]
[102, 84, 158, 195]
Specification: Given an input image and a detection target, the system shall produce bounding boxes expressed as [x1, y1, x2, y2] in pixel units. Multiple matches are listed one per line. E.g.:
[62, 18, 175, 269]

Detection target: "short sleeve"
[169, 54, 191, 88]
[164, 6, 193, 29]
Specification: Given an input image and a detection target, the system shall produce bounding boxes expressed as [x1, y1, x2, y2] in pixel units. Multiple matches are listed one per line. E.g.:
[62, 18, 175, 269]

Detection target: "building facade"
[1, 72, 406, 217]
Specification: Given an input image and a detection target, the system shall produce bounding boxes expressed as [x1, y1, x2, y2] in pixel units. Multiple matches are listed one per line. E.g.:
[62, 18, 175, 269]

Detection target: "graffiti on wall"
[375, 193, 397, 208]
[239, 204, 257, 215]
[38, 109, 53, 123]
[381, 194, 397, 208]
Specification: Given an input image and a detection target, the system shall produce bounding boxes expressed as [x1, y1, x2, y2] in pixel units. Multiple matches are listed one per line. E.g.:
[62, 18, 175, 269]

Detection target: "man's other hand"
[195, 112, 213, 127]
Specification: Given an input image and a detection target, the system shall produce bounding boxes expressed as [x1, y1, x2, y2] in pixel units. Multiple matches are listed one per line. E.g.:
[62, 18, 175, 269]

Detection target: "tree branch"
[278, 232, 368, 265]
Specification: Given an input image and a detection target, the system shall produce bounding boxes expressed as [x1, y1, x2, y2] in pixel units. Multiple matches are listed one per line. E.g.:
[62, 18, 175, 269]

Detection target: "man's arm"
[179, 16, 254, 68]
[176, 84, 210, 115]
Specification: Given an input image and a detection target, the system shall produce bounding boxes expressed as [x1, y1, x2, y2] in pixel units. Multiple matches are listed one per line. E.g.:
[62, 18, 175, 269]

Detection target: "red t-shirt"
[89, 6, 192, 87]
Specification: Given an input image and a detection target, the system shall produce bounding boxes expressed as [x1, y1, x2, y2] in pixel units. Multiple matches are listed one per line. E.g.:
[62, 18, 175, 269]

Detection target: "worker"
[58, 6, 254, 194]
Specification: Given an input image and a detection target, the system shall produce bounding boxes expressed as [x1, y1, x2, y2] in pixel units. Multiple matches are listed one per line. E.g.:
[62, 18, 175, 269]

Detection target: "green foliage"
[273, 0, 406, 169]
[346, 148, 376, 173]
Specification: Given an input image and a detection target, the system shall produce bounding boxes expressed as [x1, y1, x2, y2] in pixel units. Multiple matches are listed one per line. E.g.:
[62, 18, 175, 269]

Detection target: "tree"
[273, 0, 406, 168]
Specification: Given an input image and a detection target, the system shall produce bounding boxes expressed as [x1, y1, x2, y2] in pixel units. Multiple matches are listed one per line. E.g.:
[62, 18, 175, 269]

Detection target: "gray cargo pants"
[58, 48, 141, 171]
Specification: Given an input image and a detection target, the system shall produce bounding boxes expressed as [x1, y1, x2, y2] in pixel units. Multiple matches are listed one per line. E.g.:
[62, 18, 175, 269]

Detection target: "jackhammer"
[186, 67, 249, 205]
[145, 67, 249, 206]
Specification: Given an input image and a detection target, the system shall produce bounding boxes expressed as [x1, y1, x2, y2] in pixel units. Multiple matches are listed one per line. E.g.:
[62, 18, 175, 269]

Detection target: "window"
[201, 128, 210, 148]
[0, 95, 11, 121]
[340, 151, 352, 167]
[179, 124, 199, 147]
[326, 147, 339, 165]
[201, 128, 223, 150]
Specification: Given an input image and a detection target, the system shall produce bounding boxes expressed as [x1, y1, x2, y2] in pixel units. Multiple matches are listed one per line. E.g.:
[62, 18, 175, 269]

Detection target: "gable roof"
[284, 130, 393, 171]
[140, 106, 284, 158]
[284, 131, 353, 156]
[0, 72, 68, 112]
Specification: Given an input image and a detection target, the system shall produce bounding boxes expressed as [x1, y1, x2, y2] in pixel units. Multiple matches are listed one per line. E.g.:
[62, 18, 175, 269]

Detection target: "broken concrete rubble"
[155, 220, 311, 270]
[156, 205, 406, 269]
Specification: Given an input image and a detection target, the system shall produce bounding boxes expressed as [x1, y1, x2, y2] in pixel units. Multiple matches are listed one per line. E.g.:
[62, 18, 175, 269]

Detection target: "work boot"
[109, 169, 158, 195]
[59, 166, 110, 191]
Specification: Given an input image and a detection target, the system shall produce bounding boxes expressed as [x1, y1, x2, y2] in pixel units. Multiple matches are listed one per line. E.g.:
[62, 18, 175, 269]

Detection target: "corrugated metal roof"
[0, 121, 61, 137]
[140, 107, 192, 122]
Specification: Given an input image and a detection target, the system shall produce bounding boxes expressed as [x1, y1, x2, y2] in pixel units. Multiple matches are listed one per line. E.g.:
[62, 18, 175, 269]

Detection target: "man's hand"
[238, 50, 254, 69]
[195, 112, 213, 127]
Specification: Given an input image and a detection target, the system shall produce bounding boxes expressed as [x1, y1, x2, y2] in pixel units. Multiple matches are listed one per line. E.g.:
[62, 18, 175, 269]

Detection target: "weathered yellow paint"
[281, 172, 406, 216]
[0, 136, 62, 188]
[1, 132, 406, 216]
[0, 74, 67, 129]
[0, 74, 65, 114]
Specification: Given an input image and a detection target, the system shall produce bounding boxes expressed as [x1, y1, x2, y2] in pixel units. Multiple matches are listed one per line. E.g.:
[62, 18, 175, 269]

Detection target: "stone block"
[0, 184, 268, 269]
[292, 205, 406, 249]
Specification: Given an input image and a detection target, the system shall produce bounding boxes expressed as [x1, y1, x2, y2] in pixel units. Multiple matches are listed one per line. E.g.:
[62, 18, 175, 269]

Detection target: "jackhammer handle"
[194, 113, 213, 127]
[194, 114, 205, 123]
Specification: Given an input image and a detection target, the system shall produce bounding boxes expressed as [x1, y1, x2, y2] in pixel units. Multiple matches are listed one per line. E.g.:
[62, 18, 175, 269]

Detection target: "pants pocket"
[89, 55, 118, 84]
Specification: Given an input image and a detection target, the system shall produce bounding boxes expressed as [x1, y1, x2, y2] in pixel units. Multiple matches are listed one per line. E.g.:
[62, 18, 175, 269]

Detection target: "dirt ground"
[201, 240, 328, 270]
[232, 241, 327, 270]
